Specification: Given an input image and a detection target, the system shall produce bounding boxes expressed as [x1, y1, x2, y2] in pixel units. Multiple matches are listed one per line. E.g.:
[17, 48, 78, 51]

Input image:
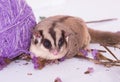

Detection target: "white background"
[0, 0, 120, 82]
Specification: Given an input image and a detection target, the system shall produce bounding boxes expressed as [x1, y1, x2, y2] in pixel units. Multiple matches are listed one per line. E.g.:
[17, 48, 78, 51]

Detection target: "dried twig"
[102, 45, 119, 60]
[86, 18, 117, 23]
[83, 56, 120, 67]
[76, 49, 120, 67]
[91, 49, 106, 53]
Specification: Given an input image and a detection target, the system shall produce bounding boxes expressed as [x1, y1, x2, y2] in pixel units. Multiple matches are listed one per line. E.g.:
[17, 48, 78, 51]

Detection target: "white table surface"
[0, 0, 120, 82]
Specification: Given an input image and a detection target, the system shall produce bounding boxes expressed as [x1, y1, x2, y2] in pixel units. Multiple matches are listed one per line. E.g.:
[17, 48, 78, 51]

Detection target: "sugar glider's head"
[30, 23, 69, 60]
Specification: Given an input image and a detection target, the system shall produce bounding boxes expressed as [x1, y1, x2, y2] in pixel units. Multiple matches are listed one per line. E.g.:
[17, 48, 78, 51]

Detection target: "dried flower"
[0, 57, 11, 70]
[91, 49, 98, 60]
[23, 62, 29, 65]
[18, 54, 31, 61]
[84, 67, 94, 74]
[27, 73, 32, 75]
[54, 77, 62, 82]
[79, 49, 88, 56]
[58, 56, 65, 62]
[32, 56, 46, 69]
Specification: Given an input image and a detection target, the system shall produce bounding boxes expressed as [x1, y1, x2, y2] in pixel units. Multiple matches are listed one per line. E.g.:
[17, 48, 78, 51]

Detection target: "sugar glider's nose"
[50, 49, 59, 55]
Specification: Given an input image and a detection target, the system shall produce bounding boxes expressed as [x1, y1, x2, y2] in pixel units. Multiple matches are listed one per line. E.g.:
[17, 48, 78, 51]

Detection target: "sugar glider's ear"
[62, 30, 72, 42]
[32, 30, 43, 44]
[32, 30, 40, 38]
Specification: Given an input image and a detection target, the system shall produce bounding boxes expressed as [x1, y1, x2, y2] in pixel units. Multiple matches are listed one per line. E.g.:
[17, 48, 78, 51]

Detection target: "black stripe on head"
[58, 30, 67, 48]
[39, 30, 43, 36]
[48, 16, 70, 47]
[62, 30, 68, 47]
[49, 23, 56, 46]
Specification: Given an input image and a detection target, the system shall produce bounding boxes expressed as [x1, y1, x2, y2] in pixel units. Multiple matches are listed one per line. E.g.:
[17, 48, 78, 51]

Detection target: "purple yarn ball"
[0, 0, 36, 59]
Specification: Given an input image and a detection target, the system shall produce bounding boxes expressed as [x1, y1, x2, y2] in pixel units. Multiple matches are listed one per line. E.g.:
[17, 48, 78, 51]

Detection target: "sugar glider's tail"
[88, 28, 120, 46]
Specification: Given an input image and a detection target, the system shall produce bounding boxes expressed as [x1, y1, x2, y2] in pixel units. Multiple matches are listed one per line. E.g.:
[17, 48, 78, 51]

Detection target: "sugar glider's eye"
[58, 37, 64, 48]
[43, 39, 52, 49]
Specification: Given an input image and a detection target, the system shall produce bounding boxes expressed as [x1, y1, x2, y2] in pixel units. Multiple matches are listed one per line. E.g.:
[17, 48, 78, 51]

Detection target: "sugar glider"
[30, 15, 120, 60]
